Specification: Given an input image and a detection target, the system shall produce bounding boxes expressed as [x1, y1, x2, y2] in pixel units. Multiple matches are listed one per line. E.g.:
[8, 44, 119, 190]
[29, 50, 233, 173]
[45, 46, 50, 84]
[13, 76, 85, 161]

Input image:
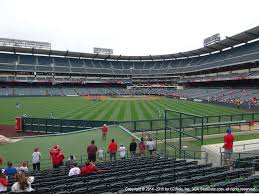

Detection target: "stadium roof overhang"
[0, 26, 259, 61]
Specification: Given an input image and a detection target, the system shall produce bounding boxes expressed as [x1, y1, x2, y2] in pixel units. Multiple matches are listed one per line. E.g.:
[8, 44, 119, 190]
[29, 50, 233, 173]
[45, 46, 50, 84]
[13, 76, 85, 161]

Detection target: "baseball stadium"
[1, 2, 259, 193]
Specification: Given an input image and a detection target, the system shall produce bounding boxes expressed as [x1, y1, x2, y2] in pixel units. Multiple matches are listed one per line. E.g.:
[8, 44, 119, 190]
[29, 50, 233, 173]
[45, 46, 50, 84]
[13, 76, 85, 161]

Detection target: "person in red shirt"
[51, 151, 60, 168]
[50, 145, 61, 159]
[50, 147, 65, 168]
[139, 138, 146, 156]
[108, 139, 118, 161]
[101, 124, 108, 141]
[223, 128, 234, 166]
[80, 160, 98, 175]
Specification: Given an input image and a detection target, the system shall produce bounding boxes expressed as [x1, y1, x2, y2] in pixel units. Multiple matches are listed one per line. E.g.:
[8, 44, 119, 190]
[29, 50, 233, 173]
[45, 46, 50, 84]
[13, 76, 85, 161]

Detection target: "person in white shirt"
[19, 162, 28, 173]
[146, 138, 156, 155]
[32, 147, 41, 171]
[119, 145, 126, 159]
[68, 163, 80, 177]
[11, 171, 34, 193]
[97, 148, 104, 162]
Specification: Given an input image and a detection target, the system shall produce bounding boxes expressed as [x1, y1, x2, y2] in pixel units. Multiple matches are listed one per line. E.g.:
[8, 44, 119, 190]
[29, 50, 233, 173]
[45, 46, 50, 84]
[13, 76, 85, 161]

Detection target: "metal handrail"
[220, 142, 259, 153]
[147, 130, 208, 162]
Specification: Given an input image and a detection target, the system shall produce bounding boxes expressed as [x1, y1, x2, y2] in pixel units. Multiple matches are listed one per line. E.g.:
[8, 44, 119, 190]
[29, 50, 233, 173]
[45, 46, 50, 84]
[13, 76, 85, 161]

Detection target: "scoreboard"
[0, 38, 51, 50]
[203, 33, 221, 47]
[93, 47, 113, 55]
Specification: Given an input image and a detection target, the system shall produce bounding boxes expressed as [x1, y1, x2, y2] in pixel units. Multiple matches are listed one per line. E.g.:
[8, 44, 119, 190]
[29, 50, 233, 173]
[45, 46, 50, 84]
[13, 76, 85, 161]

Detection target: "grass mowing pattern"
[154, 127, 241, 139]
[185, 132, 259, 152]
[0, 96, 247, 125]
[0, 126, 133, 169]
[0, 96, 257, 164]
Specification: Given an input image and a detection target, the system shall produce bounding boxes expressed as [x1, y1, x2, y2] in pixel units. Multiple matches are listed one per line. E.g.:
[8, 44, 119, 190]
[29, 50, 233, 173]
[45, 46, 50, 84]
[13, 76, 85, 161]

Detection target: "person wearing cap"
[50, 145, 61, 157]
[19, 162, 28, 173]
[49, 145, 65, 168]
[101, 124, 108, 141]
[223, 128, 234, 166]
[119, 145, 126, 160]
[129, 138, 137, 158]
[51, 150, 64, 168]
[32, 147, 41, 171]
[49, 145, 57, 159]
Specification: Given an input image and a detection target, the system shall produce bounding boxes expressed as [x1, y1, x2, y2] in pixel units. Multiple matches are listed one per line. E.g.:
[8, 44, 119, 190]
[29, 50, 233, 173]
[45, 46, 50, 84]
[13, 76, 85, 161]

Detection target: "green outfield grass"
[151, 127, 241, 139]
[0, 96, 256, 166]
[183, 132, 259, 152]
[0, 96, 248, 125]
[0, 125, 134, 169]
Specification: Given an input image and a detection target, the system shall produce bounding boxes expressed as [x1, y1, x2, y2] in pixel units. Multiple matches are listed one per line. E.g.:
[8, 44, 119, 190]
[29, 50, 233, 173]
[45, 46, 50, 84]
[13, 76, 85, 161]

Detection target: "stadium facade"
[0, 26, 259, 100]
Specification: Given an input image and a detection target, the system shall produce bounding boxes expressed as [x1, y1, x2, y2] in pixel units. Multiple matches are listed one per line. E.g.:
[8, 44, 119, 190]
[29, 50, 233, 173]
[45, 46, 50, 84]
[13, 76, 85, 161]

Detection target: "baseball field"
[0, 95, 259, 168]
[0, 96, 247, 125]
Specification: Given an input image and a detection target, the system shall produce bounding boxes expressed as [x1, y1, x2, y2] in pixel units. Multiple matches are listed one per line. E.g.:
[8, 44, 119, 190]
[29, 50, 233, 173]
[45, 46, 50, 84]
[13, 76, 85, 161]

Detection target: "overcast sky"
[0, 0, 259, 55]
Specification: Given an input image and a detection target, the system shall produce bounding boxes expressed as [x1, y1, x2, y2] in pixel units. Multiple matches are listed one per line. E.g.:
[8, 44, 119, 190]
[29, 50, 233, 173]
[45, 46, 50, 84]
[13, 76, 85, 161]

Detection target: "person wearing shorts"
[223, 128, 234, 166]
[101, 124, 108, 141]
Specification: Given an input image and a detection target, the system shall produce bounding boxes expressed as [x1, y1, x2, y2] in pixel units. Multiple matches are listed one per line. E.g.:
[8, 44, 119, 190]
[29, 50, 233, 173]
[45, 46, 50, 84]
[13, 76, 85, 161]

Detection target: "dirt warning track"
[0, 125, 43, 138]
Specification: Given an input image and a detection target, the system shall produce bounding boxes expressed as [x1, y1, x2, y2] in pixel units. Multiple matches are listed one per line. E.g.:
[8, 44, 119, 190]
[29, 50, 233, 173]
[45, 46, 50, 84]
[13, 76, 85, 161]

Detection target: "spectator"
[119, 145, 126, 160]
[81, 160, 97, 175]
[139, 137, 146, 156]
[87, 140, 98, 163]
[108, 139, 118, 161]
[80, 160, 97, 175]
[19, 162, 28, 173]
[223, 128, 234, 166]
[68, 162, 80, 177]
[101, 124, 108, 141]
[50, 145, 62, 159]
[65, 155, 76, 168]
[4, 162, 17, 176]
[51, 150, 65, 168]
[0, 170, 8, 192]
[97, 148, 104, 162]
[32, 147, 41, 171]
[50, 145, 64, 166]
[129, 138, 137, 158]
[11, 171, 34, 193]
[146, 138, 156, 155]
